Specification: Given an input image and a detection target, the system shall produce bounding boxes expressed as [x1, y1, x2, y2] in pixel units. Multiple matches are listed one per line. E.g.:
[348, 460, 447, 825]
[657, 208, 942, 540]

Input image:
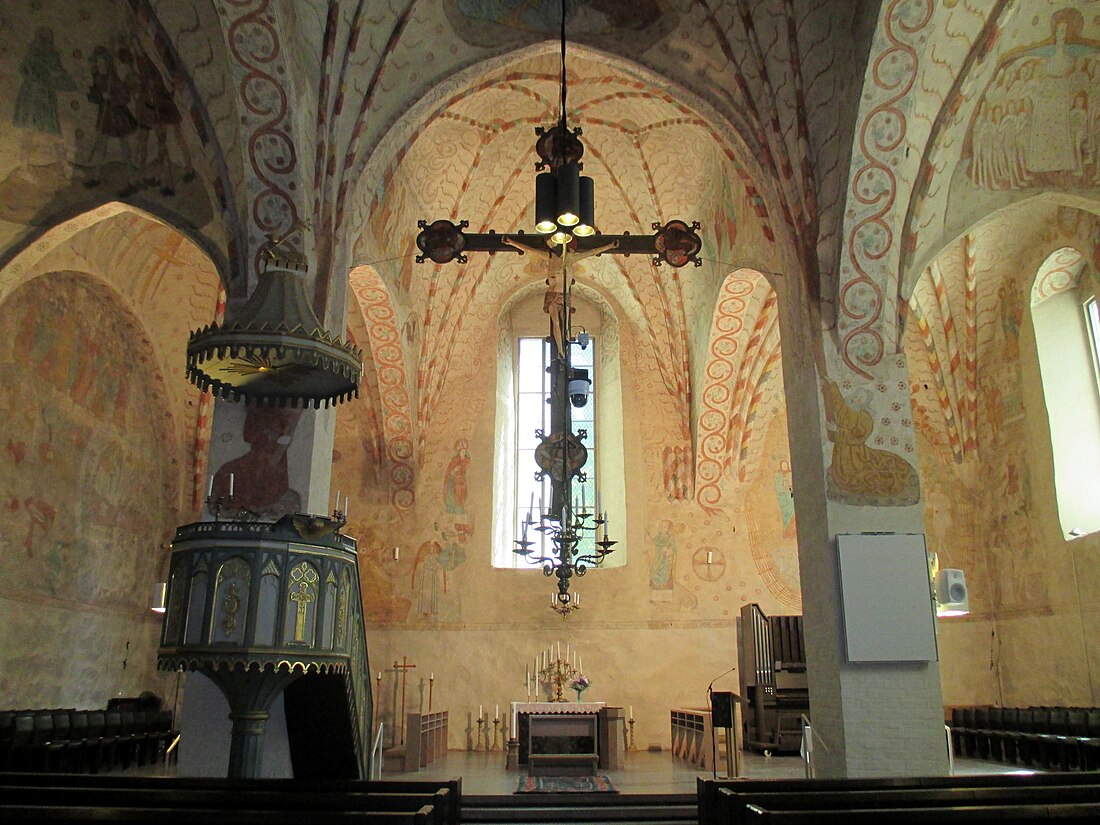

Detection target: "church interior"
[2, 0, 1100, 800]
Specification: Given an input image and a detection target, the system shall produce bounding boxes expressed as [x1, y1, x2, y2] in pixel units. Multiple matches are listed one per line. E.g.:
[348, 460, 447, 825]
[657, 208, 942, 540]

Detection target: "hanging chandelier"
[413, 0, 704, 614]
[510, 1, 618, 616]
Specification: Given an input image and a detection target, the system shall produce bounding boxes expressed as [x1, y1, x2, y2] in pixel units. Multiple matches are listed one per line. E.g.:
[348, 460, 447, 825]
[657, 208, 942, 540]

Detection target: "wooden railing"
[404, 710, 448, 771]
[670, 708, 714, 771]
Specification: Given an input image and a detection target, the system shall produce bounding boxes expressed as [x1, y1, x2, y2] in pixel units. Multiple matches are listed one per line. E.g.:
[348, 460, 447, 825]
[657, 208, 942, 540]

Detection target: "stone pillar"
[779, 294, 948, 778]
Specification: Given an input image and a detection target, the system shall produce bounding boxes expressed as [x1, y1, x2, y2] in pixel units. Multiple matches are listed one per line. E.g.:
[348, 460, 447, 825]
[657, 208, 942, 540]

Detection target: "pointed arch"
[347, 266, 416, 511]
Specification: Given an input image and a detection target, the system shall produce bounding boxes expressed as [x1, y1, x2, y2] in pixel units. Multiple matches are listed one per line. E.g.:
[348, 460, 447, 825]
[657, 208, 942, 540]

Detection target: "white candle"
[528, 491, 534, 518]
[629, 705, 633, 719]
[578, 654, 582, 670]
[228, 473, 234, 497]
[495, 704, 499, 719]
[430, 672, 434, 680]
[707, 550, 713, 564]
[376, 672, 381, 681]
[334, 489, 340, 510]
[207, 475, 214, 496]
[566, 644, 570, 662]
[344, 495, 349, 517]
[581, 485, 586, 511]
[394, 546, 400, 560]
[479, 704, 483, 719]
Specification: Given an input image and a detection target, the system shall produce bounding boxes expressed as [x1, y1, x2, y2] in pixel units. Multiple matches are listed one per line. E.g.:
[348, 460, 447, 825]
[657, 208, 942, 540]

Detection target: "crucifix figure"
[503, 236, 620, 356]
[288, 564, 318, 643]
[393, 656, 417, 745]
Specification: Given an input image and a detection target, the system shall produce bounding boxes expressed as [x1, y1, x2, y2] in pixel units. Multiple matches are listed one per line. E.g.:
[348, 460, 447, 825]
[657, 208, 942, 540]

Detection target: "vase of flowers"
[571, 674, 590, 702]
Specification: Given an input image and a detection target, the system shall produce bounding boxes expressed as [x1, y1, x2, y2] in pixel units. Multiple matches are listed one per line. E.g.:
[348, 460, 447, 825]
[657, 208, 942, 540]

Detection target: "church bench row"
[739, 802, 1100, 823]
[0, 774, 462, 825]
[697, 773, 1100, 825]
[949, 706, 1100, 770]
[0, 709, 176, 774]
[713, 784, 1100, 825]
[0, 804, 435, 823]
[0, 786, 450, 825]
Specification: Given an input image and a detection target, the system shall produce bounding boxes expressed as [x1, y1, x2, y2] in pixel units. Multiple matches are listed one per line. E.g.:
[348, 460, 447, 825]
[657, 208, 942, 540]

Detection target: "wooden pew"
[740, 802, 1100, 823]
[0, 774, 462, 825]
[0, 804, 436, 823]
[698, 773, 1100, 825]
[717, 784, 1100, 825]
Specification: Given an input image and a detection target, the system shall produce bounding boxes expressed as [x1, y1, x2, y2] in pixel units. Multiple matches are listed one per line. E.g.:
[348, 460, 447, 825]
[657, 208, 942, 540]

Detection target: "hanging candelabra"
[416, 0, 701, 613]
[508, 0, 620, 615]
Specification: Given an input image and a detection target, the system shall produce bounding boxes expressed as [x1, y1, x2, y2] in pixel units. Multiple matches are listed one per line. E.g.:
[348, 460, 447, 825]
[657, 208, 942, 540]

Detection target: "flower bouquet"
[570, 673, 590, 701]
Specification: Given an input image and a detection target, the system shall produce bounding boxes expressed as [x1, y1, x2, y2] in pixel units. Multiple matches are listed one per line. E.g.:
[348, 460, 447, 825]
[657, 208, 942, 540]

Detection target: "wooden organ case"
[737, 603, 809, 753]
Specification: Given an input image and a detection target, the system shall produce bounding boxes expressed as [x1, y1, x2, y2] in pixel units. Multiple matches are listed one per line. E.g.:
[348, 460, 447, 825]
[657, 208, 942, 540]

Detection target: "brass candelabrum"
[474, 716, 486, 751]
[516, 502, 615, 617]
[539, 655, 578, 702]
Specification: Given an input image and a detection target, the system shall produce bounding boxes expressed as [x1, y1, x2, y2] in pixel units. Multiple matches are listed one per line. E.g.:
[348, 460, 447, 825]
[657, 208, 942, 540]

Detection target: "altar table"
[511, 702, 611, 768]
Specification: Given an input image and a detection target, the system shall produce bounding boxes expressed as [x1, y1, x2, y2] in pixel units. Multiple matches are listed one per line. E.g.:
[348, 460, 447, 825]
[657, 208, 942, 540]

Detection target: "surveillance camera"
[568, 368, 591, 408]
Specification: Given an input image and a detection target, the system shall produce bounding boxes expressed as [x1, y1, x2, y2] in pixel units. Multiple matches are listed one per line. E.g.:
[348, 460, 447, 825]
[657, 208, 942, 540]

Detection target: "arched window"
[1031, 247, 1100, 538]
[492, 289, 627, 569]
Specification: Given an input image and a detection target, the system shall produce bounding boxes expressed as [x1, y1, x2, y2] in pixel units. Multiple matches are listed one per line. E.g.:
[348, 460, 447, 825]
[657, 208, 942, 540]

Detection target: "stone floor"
[380, 749, 1036, 796]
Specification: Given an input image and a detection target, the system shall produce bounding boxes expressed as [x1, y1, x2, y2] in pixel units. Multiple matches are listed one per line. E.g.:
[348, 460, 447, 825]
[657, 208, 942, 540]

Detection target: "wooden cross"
[393, 656, 416, 745]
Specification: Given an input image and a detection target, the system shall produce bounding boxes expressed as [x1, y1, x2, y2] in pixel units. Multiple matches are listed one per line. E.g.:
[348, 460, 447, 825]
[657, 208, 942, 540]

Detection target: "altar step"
[462, 792, 697, 824]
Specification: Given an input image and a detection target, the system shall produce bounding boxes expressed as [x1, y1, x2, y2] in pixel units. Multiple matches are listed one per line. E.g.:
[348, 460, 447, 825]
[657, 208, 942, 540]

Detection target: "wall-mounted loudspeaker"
[935, 568, 969, 616]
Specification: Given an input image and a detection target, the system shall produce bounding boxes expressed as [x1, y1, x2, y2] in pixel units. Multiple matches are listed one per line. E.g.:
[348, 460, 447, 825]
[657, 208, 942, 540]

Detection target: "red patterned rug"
[515, 774, 618, 793]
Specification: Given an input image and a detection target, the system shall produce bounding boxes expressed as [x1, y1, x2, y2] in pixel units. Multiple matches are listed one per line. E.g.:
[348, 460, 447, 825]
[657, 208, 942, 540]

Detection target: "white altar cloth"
[510, 701, 604, 738]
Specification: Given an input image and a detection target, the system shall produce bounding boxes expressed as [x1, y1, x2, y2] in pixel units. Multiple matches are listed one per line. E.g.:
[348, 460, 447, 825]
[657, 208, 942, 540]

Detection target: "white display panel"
[836, 533, 938, 663]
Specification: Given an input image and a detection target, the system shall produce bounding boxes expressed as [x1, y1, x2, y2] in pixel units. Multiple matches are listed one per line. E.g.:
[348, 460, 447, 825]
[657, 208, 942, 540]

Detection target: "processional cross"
[393, 656, 416, 745]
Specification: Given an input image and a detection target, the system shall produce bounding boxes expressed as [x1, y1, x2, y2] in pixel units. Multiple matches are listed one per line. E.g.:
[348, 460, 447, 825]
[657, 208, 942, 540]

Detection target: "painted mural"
[965, 9, 1100, 191]
[822, 379, 920, 506]
[442, 0, 675, 49]
[0, 271, 176, 706]
[0, 3, 208, 233]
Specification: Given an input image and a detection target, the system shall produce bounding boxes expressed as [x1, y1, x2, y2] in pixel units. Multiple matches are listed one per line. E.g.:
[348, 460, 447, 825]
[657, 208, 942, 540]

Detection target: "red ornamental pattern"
[840, 0, 933, 378]
[224, 0, 300, 273]
[695, 275, 758, 513]
[1032, 247, 1085, 304]
[349, 275, 416, 511]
